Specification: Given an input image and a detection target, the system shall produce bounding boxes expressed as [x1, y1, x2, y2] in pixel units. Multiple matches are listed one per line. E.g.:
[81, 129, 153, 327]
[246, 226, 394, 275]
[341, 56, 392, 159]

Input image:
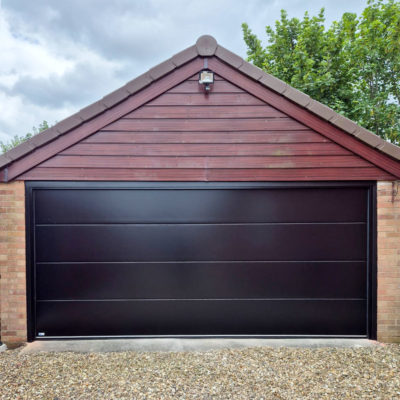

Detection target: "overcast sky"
[0, 0, 366, 142]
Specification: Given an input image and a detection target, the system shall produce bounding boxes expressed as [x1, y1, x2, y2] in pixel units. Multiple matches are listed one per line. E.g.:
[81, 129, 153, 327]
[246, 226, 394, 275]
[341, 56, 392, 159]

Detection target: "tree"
[351, 0, 400, 141]
[242, 0, 400, 144]
[0, 121, 50, 154]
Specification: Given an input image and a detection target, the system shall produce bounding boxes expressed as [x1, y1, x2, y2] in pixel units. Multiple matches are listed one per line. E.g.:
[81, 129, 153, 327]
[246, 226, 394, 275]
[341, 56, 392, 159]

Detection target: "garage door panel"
[36, 299, 366, 336]
[36, 261, 367, 300]
[30, 184, 372, 338]
[36, 224, 366, 262]
[34, 187, 367, 224]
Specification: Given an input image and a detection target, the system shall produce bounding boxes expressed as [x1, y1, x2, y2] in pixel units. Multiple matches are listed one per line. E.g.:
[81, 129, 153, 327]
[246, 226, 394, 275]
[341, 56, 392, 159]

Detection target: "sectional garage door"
[27, 182, 375, 339]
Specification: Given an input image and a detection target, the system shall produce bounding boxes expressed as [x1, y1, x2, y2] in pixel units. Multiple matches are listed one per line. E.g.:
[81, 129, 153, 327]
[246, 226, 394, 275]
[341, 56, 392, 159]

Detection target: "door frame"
[25, 181, 377, 341]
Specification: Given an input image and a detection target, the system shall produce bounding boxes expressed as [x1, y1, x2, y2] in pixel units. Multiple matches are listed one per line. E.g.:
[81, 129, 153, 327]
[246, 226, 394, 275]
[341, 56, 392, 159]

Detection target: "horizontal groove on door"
[35, 222, 367, 226]
[34, 187, 368, 224]
[38, 335, 368, 339]
[36, 260, 366, 264]
[36, 261, 367, 300]
[37, 298, 367, 302]
[35, 224, 367, 262]
[36, 299, 367, 336]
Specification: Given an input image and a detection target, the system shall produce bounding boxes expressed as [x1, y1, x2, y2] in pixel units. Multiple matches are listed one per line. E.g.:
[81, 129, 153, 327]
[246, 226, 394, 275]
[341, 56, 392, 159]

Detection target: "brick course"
[0, 181, 26, 344]
[377, 181, 400, 343]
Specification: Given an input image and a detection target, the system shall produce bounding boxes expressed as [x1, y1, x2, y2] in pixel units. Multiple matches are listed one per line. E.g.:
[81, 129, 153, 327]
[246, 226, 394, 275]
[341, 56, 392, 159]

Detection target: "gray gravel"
[1, 345, 399, 399]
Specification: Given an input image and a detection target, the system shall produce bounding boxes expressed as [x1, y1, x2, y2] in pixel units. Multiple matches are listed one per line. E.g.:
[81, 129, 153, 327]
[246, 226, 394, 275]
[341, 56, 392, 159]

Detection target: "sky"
[0, 0, 366, 143]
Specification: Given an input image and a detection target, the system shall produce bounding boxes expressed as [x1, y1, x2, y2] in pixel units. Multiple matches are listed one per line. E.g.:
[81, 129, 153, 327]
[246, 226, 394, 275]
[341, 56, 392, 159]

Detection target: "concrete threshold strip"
[20, 338, 380, 354]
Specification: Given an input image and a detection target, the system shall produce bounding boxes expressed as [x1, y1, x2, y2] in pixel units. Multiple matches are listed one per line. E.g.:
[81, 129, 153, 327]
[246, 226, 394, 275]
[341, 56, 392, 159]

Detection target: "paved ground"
[1, 343, 399, 399]
[21, 338, 378, 353]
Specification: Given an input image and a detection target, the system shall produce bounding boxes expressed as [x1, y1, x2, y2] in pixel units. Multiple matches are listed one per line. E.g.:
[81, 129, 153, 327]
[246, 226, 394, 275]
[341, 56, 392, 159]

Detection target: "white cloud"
[0, 91, 76, 142]
[0, 3, 130, 141]
[0, 9, 72, 84]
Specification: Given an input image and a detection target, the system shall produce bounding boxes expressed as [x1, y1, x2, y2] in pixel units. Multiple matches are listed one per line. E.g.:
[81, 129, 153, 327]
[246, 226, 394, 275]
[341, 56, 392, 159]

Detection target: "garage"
[27, 182, 373, 338]
[1, 35, 399, 344]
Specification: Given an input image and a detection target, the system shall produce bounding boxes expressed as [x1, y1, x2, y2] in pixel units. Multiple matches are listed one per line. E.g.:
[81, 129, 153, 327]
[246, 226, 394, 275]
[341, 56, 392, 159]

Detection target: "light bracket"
[199, 69, 214, 92]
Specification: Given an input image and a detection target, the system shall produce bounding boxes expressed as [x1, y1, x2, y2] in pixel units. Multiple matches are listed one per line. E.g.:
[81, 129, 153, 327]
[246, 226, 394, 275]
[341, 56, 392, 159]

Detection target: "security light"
[199, 70, 214, 92]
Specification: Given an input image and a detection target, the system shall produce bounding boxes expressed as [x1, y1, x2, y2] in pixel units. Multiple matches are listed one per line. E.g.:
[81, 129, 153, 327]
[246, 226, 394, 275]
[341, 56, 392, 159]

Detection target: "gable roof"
[0, 34, 399, 181]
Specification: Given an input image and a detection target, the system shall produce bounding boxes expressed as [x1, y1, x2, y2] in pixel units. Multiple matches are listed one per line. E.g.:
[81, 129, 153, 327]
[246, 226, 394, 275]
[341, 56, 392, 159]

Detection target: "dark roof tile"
[196, 35, 217, 56]
[215, 46, 243, 68]
[172, 45, 198, 66]
[149, 59, 176, 80]
[0, 154, 13, 169]
[258, 74, 287, 94]
[330, 114, 358, 134]
[78, 101, 108, 121]
[3, 140, 35, 161]
[306, 100, 336, 121]
[283, 86, 311, 108]
[54, 115, 84, 134]
[101, 88, 130, 108]
[377, 141, 400, 159]
[30, 127, 60, 147]
[354, 127, 383, 147]
[239, 62, 264, 81]
[125, 73, 153, 94]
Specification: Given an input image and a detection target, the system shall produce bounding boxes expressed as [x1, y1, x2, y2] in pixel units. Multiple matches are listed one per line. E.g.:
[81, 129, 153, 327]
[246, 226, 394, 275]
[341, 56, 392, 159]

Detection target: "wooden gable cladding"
[19, 71, 394, 181]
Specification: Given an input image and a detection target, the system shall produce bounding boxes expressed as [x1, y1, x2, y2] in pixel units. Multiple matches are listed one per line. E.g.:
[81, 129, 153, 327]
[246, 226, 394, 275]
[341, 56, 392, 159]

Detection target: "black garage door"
[27, 182, 375, 339]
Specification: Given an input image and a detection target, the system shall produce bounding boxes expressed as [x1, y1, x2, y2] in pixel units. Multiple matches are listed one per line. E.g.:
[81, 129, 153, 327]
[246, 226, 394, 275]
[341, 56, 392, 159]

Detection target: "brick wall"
[0, 181, 27, 344]
[377, 181, 400, 343]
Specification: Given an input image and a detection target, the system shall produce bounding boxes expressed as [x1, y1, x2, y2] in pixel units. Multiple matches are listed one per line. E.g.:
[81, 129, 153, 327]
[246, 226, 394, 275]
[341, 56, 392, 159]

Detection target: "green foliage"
[242, 0, 400, 143]
[0, 121, 50, 154]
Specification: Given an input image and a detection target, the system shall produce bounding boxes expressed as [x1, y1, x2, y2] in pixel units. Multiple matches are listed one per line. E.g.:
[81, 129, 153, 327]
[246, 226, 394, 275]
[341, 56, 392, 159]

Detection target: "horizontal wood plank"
[207, 167, 393, 181]
[168, 80, 243, 93]
[104, 118, 308, 132]
[61, 142, 352, 157]
[20, 167, 393, 181]
[41, 155, 373, 169]
[126, 105, 286, 119]
[148, 93, 266, 106]
[84, 130, 329, 144]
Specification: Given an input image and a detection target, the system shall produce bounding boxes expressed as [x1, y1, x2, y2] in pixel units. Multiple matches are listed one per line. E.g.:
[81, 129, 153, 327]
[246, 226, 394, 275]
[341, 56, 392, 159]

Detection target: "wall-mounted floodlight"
[199, 70, 214, 92]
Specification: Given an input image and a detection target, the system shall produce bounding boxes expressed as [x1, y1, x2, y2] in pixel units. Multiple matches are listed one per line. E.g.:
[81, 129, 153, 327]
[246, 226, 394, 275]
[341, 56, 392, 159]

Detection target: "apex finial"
[196, 35, 217, 56]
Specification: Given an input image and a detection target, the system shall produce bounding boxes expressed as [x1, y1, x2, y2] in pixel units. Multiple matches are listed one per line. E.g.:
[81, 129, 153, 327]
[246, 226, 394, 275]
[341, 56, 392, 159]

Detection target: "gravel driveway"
[1, 345, 399, 399]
